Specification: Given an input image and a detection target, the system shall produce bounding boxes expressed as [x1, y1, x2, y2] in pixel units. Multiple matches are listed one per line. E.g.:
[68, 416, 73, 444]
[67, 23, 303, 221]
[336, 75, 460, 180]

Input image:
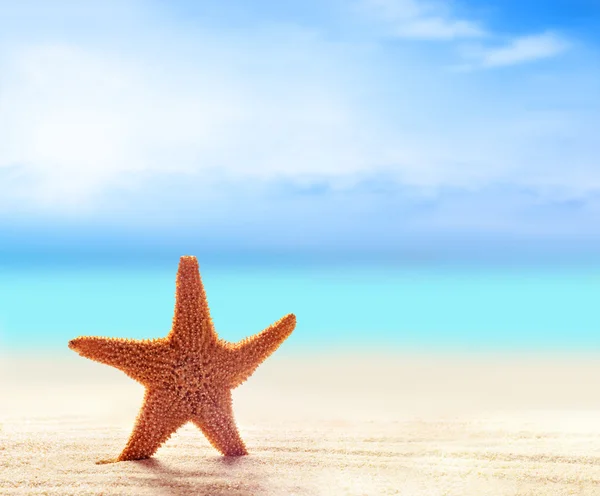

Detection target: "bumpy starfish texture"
[68, 256, 296, 462]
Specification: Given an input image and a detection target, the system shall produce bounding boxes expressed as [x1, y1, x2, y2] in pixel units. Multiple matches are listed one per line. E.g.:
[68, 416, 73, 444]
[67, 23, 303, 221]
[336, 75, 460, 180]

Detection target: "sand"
[2, 351, 600, 495]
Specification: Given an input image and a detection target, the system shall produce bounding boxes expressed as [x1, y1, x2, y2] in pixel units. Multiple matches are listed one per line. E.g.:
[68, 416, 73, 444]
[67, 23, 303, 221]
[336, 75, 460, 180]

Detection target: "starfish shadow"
[130, 456, 266, 496]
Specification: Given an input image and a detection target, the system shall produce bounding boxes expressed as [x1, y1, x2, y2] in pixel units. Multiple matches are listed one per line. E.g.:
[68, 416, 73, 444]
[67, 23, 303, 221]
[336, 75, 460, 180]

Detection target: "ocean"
[1, 258, 600, 352]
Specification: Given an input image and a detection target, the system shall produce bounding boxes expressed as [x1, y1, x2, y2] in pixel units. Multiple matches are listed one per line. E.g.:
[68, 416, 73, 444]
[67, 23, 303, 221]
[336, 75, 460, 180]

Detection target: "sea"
[1, 255, 600, 353]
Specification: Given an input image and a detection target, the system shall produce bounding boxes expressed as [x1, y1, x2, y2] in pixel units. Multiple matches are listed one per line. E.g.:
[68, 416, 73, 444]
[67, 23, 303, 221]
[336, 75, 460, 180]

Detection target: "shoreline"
[3, 350, 600, 418]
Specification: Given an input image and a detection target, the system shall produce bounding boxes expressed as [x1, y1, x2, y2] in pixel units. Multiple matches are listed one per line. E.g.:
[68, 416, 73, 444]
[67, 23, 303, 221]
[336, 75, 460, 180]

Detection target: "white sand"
[2, 351, 600, 495]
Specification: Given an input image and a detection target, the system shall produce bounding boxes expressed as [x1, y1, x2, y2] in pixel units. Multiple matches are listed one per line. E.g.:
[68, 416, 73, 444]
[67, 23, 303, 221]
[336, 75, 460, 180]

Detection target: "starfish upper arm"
[227, 313, 296, 388]
[68, 336, 171, 385]
[167, 256, 218, 351]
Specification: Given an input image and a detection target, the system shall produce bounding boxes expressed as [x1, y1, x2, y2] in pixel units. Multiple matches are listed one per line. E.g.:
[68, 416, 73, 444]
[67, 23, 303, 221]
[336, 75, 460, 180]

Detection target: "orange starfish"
[68, 255, 296, 461]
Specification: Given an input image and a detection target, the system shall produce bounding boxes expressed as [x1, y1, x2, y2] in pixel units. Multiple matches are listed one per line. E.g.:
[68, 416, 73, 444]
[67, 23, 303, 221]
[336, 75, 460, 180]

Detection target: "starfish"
[68, 255, 296, 462]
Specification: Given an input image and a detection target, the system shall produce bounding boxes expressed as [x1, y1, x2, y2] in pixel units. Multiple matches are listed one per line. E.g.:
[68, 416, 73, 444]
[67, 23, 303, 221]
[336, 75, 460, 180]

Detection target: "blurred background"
[1, 0, 600, 353]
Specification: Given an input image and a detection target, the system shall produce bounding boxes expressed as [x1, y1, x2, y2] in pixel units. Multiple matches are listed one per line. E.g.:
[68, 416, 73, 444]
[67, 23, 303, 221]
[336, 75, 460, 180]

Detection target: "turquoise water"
[1, 261, 600, 351]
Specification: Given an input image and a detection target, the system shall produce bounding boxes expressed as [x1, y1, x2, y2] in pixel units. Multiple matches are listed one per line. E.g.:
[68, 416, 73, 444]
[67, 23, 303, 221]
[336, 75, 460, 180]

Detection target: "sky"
[1, 0, 599, 263]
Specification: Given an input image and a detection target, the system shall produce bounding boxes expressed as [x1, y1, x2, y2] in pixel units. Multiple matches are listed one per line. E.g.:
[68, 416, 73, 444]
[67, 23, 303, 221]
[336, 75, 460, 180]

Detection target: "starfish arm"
[227, 313, 296, 389]
[167, 256, 218, 351]
[68, 336, 170, 385]
[192, 390, 248, 456]
[118, 388, 189, 461]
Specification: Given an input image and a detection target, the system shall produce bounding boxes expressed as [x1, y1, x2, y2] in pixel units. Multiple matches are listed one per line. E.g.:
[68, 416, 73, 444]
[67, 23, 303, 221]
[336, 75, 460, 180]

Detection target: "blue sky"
[1, 0, 599, 262]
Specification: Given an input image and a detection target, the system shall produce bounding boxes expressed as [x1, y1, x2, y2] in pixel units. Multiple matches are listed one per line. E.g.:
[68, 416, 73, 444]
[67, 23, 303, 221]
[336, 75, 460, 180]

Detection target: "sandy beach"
[2, 351, 600, 495]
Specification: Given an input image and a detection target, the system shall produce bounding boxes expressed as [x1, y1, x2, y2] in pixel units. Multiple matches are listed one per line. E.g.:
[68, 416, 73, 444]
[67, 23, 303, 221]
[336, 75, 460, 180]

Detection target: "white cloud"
[451, 32, 571, 72]
[360, 0, 486, 40]
[478, 31, 571, 68]
[395, 16, 485, 40]
[361, 1, 570, 70]
[0, 38, 387, 211]
[0, 0, 597, 227]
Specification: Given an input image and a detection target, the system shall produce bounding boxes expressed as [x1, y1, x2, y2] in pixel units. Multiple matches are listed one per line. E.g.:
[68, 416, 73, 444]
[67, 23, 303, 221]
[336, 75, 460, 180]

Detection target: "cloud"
[0, 0, 598, 246]
[360, 1, 570, 70]
[395, 16, 485, 40]
[472, 31, 571, 68]
[6, 176, 600, 259]
[360, 0, 485, 40]
[0, 35, 387, 211]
